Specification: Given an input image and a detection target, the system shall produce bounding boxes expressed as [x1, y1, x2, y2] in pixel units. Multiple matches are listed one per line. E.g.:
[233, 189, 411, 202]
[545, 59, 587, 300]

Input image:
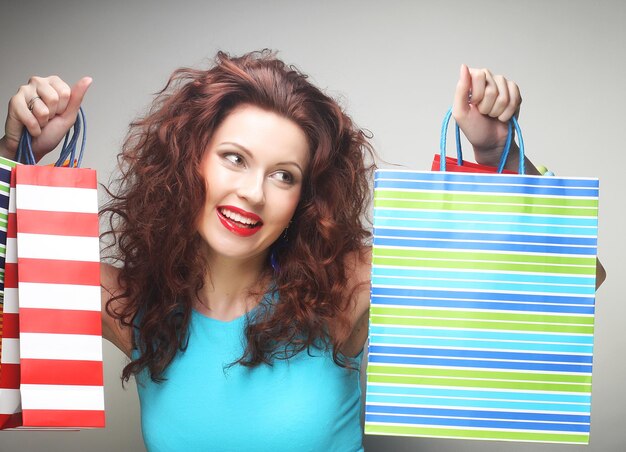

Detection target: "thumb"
[452, 64, 471, 120]
[62, 76, 92, 120]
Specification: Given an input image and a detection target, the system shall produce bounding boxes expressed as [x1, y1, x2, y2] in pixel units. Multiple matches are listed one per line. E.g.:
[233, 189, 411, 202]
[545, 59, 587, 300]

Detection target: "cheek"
[266, 187, 302, 225]
[201, 160, 228, 202]
[281, 190, 303, 221]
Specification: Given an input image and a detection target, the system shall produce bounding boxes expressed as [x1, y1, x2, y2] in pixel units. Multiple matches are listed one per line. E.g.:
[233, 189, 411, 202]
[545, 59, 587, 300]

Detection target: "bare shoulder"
[339, 246, 372, 357]
[101, 263, 133, 357]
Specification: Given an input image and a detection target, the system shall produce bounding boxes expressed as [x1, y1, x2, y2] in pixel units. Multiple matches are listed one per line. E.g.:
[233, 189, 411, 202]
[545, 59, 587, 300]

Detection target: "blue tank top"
[135, 308, 364, 451]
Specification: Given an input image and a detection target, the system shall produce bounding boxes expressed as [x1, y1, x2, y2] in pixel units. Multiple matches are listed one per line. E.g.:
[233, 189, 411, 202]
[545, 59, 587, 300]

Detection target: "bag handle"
[15, 107, 87, 167]
[439, 107, 525, 174]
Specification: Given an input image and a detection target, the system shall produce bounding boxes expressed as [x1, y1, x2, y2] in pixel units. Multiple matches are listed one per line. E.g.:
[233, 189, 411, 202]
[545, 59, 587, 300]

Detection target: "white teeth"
[220, 208, 259, 226]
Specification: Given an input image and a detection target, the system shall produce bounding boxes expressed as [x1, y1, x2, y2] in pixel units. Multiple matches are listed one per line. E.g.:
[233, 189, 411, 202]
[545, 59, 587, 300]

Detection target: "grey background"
[1, 1, 624, 451]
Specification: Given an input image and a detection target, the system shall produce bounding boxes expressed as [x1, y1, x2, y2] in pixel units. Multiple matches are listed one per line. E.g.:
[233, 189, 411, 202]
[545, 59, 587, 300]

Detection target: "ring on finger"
[27, 96, 42, 112]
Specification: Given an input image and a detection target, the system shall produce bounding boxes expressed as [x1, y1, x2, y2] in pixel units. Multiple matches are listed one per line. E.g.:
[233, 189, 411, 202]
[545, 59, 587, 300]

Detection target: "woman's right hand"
[1, 75, 92, 161]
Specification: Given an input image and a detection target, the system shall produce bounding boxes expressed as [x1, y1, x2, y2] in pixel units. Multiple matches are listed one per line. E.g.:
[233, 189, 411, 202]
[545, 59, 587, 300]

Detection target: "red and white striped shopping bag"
[0, 165, 104, 429]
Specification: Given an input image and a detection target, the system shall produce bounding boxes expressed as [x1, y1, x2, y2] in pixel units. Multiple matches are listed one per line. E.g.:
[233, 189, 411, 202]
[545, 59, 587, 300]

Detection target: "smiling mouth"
[217, 206, 263, 236]
[218, 207, 261, 227]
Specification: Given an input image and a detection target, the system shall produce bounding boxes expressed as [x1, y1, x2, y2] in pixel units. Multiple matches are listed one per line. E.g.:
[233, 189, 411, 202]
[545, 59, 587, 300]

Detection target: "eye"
[271, 170, 294, 185]
[223, 152, 245, 167]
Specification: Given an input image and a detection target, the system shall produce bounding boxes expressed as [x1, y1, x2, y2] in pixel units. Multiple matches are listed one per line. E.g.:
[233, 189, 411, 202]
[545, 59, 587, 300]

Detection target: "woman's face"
[198, 104, 310, 265]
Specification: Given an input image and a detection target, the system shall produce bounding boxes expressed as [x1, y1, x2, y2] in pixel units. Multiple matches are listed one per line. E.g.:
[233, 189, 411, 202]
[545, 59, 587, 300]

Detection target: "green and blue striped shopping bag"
[365, 111, 599, 444]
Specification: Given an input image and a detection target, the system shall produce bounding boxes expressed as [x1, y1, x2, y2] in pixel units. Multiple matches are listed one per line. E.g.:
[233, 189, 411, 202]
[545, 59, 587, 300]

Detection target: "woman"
[1, 51, 545, 450]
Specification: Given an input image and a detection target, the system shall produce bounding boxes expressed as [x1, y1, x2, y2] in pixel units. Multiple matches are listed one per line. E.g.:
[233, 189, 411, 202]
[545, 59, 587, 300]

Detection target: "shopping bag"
[365, 109, 599, 444]
[0, 162, 20, 429]
[0, 157, 16, 294]
[431, 154, 516, 173]
[0, 157, 17, 381]
[430, 108, 519, 174]
[0, 110, 105, 429]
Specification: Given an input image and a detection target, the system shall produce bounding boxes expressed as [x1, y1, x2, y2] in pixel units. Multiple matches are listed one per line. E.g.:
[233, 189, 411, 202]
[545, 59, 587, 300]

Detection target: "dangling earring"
[270, 224, 291, 273]
[269, 247, 280, 273]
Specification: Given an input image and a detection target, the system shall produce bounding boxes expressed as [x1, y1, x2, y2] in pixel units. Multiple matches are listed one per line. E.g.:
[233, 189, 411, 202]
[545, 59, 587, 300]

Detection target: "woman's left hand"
[452, 64, 521, 167]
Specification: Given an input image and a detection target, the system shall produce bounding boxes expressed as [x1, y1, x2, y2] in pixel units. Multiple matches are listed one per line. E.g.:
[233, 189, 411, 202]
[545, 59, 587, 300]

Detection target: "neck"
[197, 251, 271, 321]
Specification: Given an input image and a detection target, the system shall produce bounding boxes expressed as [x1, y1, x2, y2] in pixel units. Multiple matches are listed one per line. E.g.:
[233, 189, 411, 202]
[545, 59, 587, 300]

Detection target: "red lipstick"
[216, 205, 262, 237]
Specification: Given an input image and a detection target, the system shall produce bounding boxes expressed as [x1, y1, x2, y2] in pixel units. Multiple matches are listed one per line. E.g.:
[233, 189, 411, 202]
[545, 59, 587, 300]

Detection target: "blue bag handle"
[439, 107, 525, 174]
[15, 107, 87, 167]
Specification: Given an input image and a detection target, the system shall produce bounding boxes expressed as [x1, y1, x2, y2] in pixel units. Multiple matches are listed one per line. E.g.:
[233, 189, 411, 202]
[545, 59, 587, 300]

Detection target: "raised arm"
[0, 75, 92, 160]
[452, 64, 536, 174]
[452, 64, 605, 287]
[100, 263, 133, 357]
[1, 75, 135, 353]
[343, 65, 605, 355]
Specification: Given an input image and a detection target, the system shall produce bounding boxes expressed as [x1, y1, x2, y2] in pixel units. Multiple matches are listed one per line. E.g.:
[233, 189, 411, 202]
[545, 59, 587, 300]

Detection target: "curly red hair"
[102, 50, 374, 382]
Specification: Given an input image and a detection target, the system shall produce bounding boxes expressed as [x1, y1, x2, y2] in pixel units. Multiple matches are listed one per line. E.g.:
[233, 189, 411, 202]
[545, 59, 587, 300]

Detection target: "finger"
[28, 95, 51, 128]
[6, 94, 41, 142]
[47, 76, 72, 116]
[488, 75, 510, 119]
[17, 84, 50, 132]
[468, 68, 486, 105]
[35, 81, 61, 120]
[452, 64, 472, 120]
[498, 79, 522, 122]
[476, 69, 498, 116]
[61, 76, 92, 120]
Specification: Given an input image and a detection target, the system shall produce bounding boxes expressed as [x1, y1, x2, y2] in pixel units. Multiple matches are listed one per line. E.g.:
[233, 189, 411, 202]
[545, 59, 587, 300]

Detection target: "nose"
[236, 171, 265, 205]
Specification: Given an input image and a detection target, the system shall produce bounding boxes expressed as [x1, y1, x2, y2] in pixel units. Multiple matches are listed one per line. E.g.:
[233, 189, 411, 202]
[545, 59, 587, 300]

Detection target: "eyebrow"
[220, 141, 305, 174]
